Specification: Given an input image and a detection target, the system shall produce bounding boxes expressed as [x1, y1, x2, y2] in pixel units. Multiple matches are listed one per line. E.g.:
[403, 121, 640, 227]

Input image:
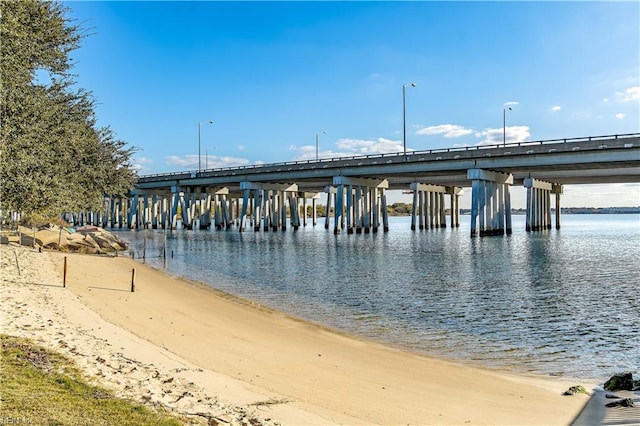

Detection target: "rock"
[7, 223, 130, 254]
[563, 385, 590, 396]
[605, 398, 635, 408]
[605, 393, 620, 399]
[604, 372, 635, 391]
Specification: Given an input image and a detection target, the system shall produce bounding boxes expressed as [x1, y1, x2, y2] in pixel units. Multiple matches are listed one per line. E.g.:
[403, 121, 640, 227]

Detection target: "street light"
[198, 120, 213, 172]
[503, 107, 511, 146]
[315, 130, 327, 161]
[403, 83, 416, 159]
[205, 146, 216, 170]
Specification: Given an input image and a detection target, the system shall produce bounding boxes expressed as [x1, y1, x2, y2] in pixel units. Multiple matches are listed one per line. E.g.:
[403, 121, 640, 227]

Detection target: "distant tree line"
[0, 0, 137, 223]
[305, 203, 430, 217]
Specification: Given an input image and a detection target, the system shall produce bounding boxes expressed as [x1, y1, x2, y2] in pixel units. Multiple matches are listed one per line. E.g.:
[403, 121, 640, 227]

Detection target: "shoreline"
[2, 245, 591, 424]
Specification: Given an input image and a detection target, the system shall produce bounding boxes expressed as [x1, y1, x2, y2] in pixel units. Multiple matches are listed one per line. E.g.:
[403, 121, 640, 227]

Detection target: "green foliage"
[387, 202, 412, 216]
[0, 334, 184, 425]
[0, 0, 137, 218]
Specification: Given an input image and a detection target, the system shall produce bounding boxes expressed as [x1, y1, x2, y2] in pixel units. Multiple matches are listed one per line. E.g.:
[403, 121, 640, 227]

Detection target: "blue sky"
[64, 1, 639, 207]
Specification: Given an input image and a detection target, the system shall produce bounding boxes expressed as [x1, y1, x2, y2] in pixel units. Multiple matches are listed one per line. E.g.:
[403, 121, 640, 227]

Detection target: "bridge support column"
[468, 169, 513, 237]
[239, 189, 250, 232]
[238, 182, 298, 232]
[324, 187, 334, 230]
[128, 195, 138, 229]
[333, 185, 344, 234]
[169, 187, 184, 229]
[553, 184, 563, 229]
[409, 183, 448, 231]
[254, 189, 262, 231]
[381, 188, 389, 232]
[447, 187, 462, 228]
[372, 187, 381, 233]
[141, 195, 149, 229]
[289, 193, 300, 230]
[301, 195, 307, 228]
[207, 188, 231, 230]
[345, 185, 354, 234]
[351, 187, 358, 233]
[312, 197, 317, 226]
[118, 197, 125, 228]
[109, 198, 116, 229]
[331, 177, 389, 235]
[524, 178, 559, 232]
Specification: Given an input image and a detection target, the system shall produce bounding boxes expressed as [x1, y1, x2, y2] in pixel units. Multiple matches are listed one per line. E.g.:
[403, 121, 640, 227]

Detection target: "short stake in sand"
[63, 256, 67, 288]
[131, 268, 136, 292]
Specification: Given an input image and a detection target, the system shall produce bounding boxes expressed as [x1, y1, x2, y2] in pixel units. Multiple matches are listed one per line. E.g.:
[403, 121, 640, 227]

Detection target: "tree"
[0, 0, 136, 220]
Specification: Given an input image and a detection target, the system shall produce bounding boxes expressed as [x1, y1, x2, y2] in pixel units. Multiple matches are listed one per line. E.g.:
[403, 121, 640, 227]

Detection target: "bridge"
[70, 133, 640, 237]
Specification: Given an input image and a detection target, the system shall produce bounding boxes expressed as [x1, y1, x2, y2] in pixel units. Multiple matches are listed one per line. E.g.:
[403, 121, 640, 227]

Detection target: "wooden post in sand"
[13, 251, 21, 276]
[63, 256, 67, 287]
[131, 269, 136, 292]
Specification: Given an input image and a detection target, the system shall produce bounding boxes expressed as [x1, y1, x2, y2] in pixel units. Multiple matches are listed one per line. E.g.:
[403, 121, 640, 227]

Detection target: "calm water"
[118, 214, 640, 382]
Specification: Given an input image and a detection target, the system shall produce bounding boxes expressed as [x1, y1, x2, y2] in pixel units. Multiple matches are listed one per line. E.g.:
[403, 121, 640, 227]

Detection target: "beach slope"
[1, 246, 589, 424]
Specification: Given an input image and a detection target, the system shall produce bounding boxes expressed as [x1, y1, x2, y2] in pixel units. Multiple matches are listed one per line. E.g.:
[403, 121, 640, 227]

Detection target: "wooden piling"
[13, 251, 21, 276]
[63, 256, 67, 287]
[131, 269, 136, 292]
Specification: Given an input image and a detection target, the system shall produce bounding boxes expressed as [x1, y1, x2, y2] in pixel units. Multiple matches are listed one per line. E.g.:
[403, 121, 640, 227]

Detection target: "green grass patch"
[0, 334, 185, 425]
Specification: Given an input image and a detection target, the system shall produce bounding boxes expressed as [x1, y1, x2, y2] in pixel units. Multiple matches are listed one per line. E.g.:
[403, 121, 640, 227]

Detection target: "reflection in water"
[119, 214, 640, 381]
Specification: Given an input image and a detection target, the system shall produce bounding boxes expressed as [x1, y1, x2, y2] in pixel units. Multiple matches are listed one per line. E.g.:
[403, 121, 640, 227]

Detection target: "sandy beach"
[1, 244, 591, 425]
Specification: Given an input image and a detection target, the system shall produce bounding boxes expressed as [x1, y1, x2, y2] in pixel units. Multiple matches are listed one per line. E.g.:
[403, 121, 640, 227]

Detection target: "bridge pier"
[448, 187, 462, 228]
[209, 188, 232, 230]
[409, 183, 451, 230]
[330, 177, 389, 235]
[468, 169, 513, 237]
[524, 178, 562, 231]
[238, 182, 298, 232]
[554, 184, 563, 229]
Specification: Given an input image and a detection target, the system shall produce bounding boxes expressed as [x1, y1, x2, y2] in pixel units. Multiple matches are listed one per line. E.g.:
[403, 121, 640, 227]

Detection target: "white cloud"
[336, 137, 403, 154]
[551, 105, 561, 111]
[237, 145, 246, 151]
[475, 126, 530, 145]
[165, 154, 250, 169]
[615, 113, 625, 119]
[603, 98, 609, 103]
[289, 137, 405, 161]
[132, 156, 153, 173]
[504, 101, 519, 107]
[416, 124, 473, 138]
[615, 86, 640, 102]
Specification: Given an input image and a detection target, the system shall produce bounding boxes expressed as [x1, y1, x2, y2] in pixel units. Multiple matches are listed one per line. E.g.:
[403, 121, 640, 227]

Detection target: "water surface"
[118, 214, 640, 381]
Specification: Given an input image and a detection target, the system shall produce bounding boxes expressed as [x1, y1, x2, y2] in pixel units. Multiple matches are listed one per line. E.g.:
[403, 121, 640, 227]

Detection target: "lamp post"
[403, 83, 416, 159]
[198, 120, 213, 172]
[503, 107, 511, 146]
[315, 130, 327, 161]
[205, 146, 216, 170]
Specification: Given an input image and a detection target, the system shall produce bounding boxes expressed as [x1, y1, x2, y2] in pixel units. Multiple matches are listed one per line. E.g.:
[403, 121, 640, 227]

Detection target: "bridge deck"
[135, 133, 640, 194]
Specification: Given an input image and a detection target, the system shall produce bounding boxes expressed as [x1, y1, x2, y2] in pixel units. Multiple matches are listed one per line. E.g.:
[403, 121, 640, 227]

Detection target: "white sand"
[1, 245, 591, 425]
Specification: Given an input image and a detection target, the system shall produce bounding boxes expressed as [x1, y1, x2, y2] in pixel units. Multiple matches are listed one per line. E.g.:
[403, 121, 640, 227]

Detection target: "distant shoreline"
[384, 206, 640, 216]
[460, 207, 640, 215]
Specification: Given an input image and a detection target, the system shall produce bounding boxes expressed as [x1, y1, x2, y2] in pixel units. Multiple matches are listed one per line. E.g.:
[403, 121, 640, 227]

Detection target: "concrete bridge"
[69, 133, 640, 236]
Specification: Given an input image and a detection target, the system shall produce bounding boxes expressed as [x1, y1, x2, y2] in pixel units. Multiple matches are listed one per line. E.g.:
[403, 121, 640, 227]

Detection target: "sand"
[1, 245, 592, 425]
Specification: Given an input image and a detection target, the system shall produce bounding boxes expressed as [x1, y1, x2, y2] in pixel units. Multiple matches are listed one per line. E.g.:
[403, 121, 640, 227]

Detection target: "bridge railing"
[138, 132, 640, 181]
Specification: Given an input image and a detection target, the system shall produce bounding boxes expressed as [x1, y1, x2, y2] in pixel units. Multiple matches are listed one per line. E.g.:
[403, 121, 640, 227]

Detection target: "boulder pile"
[2, 224, 127, 254]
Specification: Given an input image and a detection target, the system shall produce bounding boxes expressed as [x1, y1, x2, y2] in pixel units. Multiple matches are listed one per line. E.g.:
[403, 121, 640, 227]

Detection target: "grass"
[0, 334, 185, 425]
